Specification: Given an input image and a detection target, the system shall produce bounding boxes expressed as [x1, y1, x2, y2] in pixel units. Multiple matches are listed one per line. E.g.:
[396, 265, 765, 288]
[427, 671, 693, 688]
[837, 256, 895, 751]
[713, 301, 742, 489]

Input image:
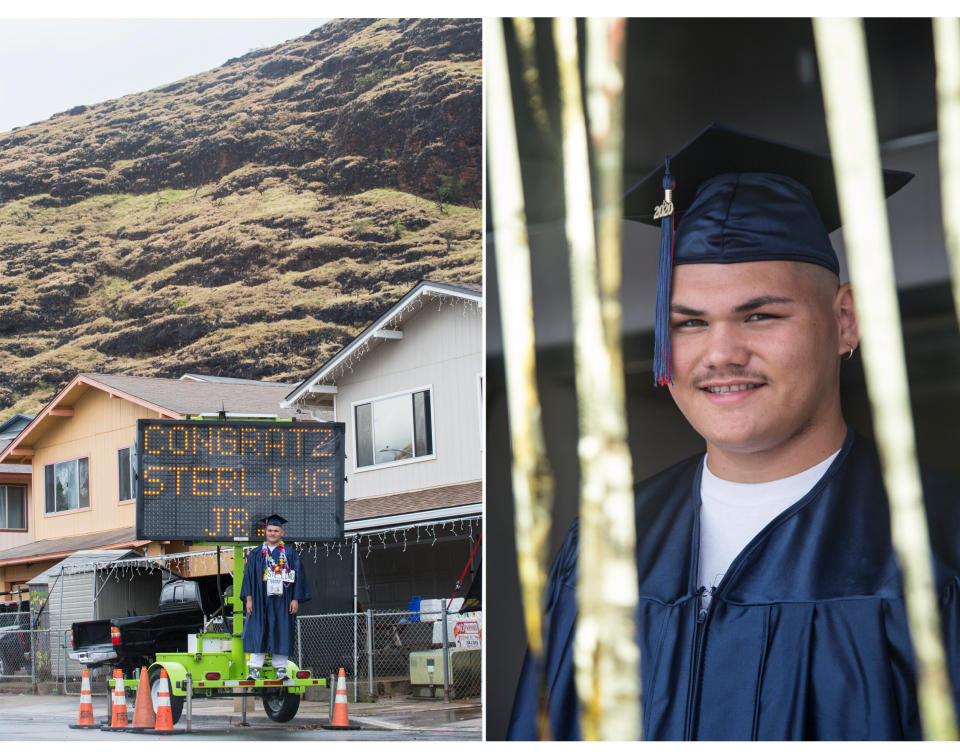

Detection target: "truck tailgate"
[72, 620, 111, 649]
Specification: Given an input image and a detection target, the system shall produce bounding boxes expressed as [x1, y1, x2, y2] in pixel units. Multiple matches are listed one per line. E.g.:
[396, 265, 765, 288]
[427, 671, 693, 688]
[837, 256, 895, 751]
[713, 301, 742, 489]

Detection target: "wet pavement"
[0, 692, 483, 740]
[345, 698, 482, 732]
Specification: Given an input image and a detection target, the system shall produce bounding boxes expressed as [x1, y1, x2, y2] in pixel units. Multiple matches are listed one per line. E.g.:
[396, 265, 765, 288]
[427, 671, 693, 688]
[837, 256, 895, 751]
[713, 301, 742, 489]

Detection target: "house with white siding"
[281, 280, 482, 612]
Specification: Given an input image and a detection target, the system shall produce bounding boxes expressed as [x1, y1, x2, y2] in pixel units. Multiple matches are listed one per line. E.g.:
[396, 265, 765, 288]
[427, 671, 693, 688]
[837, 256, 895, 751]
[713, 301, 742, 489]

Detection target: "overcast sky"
[0, 18, 331, 134]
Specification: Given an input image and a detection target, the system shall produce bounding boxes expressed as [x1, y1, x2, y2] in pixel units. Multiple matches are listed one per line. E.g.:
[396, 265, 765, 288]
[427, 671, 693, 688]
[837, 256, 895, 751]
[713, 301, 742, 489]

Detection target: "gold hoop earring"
[844, 344, 856, 361]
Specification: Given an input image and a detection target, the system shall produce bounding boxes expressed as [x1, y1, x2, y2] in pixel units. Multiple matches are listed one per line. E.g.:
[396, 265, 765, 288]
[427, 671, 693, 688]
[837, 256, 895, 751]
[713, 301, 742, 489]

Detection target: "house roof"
[0, 414, 34, 440]
[27, 548, 143, 583]
[344, 480, 482, 531]
[0, 439, 30, 476]
[0, 373, 332, 464]
[282, 280, 482, 407]
[180, 374, 297, 387]
[87, 373, 305, 417]
[0, 528, 148, 568]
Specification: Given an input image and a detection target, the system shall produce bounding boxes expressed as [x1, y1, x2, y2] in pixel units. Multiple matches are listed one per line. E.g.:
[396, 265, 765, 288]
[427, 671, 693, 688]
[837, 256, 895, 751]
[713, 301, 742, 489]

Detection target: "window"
[354, 388, 434, 468]
[118, 445, 137, 502]
[0, 486, 26, 530]
[44, 457, 90, 513]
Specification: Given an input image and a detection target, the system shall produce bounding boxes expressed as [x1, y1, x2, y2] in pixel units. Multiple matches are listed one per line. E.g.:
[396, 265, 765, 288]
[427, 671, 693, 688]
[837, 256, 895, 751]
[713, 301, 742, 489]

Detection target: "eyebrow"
[733, 295, 795, 313]
[670, 295, 795, 317]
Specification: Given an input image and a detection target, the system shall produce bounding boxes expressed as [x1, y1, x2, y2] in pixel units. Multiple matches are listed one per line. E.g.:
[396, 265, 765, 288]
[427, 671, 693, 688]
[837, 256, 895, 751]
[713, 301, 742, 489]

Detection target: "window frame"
[117, 444, 137, 505]
[43, 455, 91, 516]
[351, 385, 437, 472]
[0, 485, 28, 532]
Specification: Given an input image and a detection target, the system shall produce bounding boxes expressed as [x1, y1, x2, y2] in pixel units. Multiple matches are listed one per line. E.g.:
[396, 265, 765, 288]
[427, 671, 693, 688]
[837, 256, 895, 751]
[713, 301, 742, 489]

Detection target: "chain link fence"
[296, 608, 481, 702]
[0, 612, 482, 702]
[0, 613, 26, 629]
[0, 628, 56, 683]
[60, 635, 116, 695]
[0, 627, 112, 694]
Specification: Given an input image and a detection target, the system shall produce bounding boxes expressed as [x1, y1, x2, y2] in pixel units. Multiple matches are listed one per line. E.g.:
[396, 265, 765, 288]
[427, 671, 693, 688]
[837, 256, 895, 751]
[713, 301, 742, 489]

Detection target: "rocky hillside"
[0, 18, 481, 419]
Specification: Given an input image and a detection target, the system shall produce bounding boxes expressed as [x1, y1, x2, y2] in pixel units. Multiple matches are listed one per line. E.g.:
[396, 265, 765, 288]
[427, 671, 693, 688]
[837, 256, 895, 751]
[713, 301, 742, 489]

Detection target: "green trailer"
[111, 544, 326, 726]
[125, 418, 347, 727]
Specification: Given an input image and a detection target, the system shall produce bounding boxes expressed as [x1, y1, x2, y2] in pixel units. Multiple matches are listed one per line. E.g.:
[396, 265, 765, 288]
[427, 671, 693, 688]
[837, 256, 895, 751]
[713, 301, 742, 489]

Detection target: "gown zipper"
[684, 585, 715, 740]
[678, 440, 847, 740]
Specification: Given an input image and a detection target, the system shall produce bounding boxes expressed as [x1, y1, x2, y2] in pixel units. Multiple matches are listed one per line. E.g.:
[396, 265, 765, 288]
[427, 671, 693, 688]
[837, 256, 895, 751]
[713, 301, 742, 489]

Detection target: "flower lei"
[263, 541, 290, 579]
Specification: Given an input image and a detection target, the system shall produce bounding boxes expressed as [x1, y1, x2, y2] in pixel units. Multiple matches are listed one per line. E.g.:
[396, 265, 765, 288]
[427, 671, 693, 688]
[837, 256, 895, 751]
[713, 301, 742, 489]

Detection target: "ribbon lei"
[262, 541, 289, 579]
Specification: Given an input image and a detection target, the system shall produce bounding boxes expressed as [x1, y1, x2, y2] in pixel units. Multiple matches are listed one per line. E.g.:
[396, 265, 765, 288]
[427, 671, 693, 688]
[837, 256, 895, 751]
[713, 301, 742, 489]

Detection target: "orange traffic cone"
[128, 666, 156, 730]
[152, 668, 176, 733]
[101, 668, 128, 730]
[322, 667, 361, 730]
[127, 666, 184, 735]
[68, 667, 98, 729]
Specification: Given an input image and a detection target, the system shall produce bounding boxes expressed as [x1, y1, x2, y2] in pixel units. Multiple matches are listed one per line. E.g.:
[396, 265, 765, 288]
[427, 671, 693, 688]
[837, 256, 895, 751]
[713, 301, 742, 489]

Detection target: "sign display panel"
[136, 419, 345, 542]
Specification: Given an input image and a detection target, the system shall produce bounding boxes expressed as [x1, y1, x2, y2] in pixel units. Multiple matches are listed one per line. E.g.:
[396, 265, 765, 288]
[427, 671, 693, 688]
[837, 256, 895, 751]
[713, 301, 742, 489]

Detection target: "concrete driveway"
[0, 692, 482, 740]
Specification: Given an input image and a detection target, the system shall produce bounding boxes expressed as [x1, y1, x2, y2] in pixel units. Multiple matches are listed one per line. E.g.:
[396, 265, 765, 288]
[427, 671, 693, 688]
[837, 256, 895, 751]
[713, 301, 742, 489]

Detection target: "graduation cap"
[623, 123, 914, 386]
[261, 514, 288, 527]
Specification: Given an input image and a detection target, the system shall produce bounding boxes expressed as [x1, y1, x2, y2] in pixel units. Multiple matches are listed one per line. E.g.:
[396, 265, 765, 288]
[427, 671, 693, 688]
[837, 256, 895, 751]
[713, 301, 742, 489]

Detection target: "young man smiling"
[668, 260, 856, 483]
[240, 514, 310, 680]
[508, 124, 960, 740]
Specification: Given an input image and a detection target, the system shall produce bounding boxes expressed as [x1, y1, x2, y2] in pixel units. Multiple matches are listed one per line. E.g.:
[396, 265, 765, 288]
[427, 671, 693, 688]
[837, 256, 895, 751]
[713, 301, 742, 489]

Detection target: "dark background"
[486, 18, 960, 739]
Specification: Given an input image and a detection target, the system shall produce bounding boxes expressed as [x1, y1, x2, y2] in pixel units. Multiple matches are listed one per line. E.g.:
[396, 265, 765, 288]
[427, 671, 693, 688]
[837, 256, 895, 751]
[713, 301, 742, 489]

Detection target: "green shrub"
[355, 72, 384, 91]
[438, 174, 464, 207]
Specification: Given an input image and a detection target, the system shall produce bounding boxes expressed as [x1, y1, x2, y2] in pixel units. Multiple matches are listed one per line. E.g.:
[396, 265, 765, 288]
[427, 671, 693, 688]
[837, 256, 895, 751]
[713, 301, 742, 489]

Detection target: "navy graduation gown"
[508, 430, 960, 740]
[240, 544, 311, 656]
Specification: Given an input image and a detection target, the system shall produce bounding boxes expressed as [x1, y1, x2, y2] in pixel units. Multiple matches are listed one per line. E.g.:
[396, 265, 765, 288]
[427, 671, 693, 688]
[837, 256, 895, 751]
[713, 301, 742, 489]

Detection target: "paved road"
[0, 693, 482, 741]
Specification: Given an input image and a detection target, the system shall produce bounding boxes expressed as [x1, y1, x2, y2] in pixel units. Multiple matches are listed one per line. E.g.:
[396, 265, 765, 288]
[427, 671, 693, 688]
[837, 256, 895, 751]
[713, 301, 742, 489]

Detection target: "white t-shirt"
[698, 450, 840, 598]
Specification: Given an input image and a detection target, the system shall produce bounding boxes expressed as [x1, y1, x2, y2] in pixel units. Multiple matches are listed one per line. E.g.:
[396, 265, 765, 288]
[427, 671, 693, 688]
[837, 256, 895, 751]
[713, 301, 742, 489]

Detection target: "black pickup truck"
[69, 578, 223, 676]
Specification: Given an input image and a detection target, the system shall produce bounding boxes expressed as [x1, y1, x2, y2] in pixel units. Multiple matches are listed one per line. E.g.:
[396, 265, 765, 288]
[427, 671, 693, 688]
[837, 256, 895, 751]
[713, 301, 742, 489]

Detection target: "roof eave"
[344, 503, 482, 533]
[281, 280, 481, 408]
[0, 539, 151, 568]
[0, 374, 184, 465]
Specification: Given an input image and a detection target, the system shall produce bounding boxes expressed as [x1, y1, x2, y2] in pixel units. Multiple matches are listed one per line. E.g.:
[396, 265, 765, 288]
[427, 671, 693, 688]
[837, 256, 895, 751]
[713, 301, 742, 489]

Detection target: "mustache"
[691, 369, 769, 389]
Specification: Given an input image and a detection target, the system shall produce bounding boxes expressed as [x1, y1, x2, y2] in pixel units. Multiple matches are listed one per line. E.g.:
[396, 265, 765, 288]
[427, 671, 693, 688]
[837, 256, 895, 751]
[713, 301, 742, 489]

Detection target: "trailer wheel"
[262, 689, 300, 722]
[150, 668, 184, 725]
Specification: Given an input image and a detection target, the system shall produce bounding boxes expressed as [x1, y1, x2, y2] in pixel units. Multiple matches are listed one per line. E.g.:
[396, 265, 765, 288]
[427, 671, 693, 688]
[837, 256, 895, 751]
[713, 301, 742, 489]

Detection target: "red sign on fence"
[454, 620, 481, 647]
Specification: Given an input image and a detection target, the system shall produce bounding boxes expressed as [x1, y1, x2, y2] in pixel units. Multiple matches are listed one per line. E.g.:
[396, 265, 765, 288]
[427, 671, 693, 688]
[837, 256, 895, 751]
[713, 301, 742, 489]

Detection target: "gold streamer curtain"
[487, 17, 640, 740]
[814, 17, 958, 740]
[486, 18, 555, 741]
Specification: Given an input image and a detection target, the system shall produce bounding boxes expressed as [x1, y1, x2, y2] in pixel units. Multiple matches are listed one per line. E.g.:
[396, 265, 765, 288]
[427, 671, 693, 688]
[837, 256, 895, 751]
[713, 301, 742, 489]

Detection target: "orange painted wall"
[31, 388, 162, 543]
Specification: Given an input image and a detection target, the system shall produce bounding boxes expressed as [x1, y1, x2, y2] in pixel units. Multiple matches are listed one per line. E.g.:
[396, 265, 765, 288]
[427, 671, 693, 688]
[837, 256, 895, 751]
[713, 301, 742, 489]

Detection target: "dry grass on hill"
[0, 181, 480, 419]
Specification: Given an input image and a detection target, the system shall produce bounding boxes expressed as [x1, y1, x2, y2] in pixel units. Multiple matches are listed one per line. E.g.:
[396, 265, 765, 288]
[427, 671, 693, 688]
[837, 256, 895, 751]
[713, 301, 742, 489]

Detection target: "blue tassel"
[653, 158, 676, 386]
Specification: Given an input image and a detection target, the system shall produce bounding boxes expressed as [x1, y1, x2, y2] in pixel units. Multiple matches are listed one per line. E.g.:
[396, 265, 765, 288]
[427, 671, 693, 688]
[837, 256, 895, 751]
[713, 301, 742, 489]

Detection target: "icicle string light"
[56, 517, 481, 585]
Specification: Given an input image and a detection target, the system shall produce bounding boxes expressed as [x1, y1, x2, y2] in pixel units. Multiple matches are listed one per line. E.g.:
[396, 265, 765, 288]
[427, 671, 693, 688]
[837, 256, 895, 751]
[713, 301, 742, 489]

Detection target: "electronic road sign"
[135, 419, 345, 542]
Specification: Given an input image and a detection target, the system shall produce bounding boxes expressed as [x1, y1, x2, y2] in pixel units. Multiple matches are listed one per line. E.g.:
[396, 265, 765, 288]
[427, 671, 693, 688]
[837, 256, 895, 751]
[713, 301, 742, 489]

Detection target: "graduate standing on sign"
[240, 514, 310, 679]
